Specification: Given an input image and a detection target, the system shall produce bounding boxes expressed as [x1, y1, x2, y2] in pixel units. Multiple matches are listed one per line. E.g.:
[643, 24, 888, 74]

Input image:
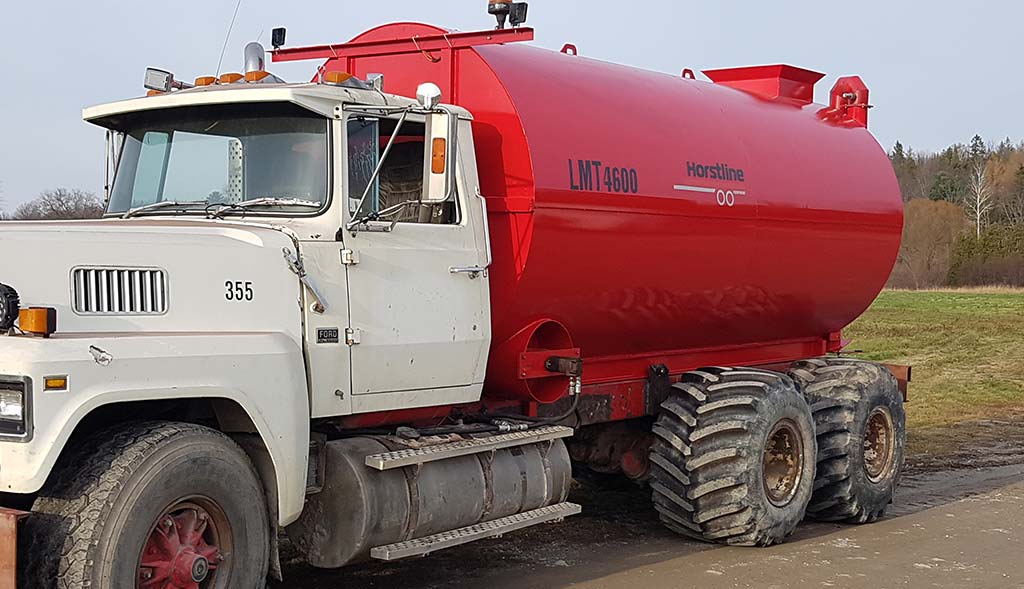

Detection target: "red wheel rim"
[137, 498, 231, 589]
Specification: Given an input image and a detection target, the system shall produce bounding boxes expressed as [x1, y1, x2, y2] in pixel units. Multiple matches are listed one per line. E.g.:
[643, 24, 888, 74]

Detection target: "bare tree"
[963, 161, 995, 238]
[12, 188, 104, 220]
[891, 199, 970, 288]
[1001, 164, 1024, 225]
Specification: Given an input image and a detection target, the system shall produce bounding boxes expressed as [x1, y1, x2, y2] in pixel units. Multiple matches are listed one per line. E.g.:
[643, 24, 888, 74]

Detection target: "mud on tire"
[788, 357, 906, 523]
[20, 421, 270, 589]
[648, 367, 816, 546]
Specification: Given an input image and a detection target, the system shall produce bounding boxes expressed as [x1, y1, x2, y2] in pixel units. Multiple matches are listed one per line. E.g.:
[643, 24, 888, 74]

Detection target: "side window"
[346, 116, 457, 225]
[347, 118, 379, 219]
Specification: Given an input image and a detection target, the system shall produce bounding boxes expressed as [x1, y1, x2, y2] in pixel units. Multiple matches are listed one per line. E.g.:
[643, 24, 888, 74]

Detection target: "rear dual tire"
[649, 367, 816, 546]
[789, 358, 906, 523]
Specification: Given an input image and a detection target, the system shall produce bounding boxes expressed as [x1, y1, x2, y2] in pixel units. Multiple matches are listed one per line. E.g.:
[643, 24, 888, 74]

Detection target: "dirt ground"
[275, 415, 1024, 588]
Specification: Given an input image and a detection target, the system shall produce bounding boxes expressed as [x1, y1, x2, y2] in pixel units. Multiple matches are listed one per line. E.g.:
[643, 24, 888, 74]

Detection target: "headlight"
[0, 284, 19, 331]
[0, 382, 28, 438]
[0, 389, 23, 422]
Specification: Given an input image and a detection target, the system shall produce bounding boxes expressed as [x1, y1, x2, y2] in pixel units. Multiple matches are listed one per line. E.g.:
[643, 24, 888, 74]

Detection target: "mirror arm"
[346, 109, 410, 231]
[477, 188, 493, 271]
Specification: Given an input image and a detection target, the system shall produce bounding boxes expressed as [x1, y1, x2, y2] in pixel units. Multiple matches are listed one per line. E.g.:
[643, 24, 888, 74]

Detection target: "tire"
[21, 422, 270, 589]
[648, 367, 816, 546]
[788, 357, 906, 523]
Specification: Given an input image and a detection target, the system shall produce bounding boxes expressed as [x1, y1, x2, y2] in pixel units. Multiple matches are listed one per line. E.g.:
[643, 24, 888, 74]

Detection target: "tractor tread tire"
[649, 367, 816, 547]
[789, 357, 906, 524]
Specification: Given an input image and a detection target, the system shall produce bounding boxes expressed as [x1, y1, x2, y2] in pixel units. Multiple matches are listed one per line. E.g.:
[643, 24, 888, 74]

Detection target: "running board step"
[370, 502, 582, 561]
[364, 425, 574, 470]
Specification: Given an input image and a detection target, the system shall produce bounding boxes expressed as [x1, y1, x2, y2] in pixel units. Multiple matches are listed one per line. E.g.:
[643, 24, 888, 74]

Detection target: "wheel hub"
[189, 554, 210, 582]
[864, 407, 896, 482]
[763, 419, 804, 507]
[138, 502, 226, 588]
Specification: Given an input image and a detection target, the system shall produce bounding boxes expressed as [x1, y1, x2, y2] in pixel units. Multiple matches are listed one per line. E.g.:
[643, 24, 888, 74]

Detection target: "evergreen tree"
[929, 171, 964, 202]
[969, 134, 988, 162]
[891, 141, 907, 165]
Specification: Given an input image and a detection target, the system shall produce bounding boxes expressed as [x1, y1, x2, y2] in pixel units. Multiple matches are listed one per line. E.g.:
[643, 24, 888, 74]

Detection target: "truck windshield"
[107, 104, 329, 216]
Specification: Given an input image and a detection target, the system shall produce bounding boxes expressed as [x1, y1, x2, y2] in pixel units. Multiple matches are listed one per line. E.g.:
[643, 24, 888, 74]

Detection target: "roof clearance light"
[323, 71, 354, 86]
[219, 72, 244, 84]
[245, 70, 271, 83]
[195, 76, 217, 86]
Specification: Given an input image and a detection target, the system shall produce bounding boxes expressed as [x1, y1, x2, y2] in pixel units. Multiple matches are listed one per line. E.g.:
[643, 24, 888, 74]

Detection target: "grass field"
[846, 289, 1024, 429]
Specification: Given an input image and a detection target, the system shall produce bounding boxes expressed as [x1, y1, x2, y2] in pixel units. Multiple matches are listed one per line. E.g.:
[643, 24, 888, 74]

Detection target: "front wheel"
[22, 422, 270, 589]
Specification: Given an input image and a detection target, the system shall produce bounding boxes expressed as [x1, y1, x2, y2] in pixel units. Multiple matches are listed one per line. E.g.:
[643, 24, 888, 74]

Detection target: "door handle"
[449, 266, 488, 279]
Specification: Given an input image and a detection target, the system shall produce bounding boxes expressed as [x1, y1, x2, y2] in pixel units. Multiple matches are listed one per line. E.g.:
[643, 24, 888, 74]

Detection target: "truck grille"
[72, 267, 168, 315]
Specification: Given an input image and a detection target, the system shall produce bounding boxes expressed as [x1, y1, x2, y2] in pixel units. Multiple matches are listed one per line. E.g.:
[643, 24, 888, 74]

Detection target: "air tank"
[311, 23, 903, 403]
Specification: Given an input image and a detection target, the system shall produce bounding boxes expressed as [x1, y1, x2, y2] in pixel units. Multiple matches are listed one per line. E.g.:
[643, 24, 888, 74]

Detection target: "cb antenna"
[215, 0, 245, 77]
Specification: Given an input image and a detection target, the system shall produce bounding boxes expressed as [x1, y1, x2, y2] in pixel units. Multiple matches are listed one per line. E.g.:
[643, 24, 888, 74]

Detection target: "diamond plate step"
[370, 502, 582, 561]
[364, 425, 574, 470]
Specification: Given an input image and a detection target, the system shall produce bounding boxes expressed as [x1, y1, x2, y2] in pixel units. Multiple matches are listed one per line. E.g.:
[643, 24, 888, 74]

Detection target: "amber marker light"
[323, 71, 353, 85]
[431, 138, 447, 174]
[245, 70, 270, 82]
[18, 307, 57, 338]
[44, 376, 68, 392]
[219, 72, 244, 84]
[194, 76, 217, 86]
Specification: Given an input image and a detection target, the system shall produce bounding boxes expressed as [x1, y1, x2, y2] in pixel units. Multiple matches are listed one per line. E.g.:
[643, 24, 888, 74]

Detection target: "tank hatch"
[702, 64, 825, 105]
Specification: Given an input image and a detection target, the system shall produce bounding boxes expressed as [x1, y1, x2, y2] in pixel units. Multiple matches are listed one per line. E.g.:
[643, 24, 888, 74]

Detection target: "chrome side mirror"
[421, 108, 458, 205]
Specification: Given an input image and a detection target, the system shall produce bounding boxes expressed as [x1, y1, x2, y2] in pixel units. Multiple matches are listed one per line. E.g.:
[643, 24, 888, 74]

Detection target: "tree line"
[0, 189, 105, 221]
[889, 135, 1024, 288]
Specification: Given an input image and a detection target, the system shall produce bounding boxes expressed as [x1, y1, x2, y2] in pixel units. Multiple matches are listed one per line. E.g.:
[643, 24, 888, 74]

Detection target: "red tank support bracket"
[882, 363, 912, 401]
[518, 348, 582, 380]
[826, 331, 850, 353]
[819, 76, 872, 127]
[270, 27, 535, 63]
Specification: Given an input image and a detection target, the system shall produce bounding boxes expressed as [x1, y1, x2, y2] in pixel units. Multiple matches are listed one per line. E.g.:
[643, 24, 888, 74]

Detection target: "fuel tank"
[301, 23, 902, 402]
[286, 436, 572, 568]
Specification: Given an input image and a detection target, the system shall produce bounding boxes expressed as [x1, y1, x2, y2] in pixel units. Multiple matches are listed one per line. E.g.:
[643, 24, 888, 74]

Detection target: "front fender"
[0, 332, 309, 526]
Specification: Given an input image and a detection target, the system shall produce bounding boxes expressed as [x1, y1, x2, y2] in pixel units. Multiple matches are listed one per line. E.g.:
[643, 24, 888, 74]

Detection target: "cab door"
[341, 113, 490, 410]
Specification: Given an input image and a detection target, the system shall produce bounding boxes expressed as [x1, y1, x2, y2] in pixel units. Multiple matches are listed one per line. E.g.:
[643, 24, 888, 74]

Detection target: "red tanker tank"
[274, 23, 902, 409]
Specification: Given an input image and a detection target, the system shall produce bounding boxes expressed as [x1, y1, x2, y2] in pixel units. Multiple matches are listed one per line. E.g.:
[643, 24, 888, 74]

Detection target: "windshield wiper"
[122, 200, 208, 219]
[208, 197, 322, 219]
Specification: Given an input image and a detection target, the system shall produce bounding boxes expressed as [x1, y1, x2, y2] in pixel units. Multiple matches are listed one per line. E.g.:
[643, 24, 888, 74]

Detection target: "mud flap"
[0, 508, 29, 589]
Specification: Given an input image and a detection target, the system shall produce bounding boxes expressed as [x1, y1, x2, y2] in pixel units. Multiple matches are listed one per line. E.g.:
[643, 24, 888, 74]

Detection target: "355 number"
[225, 281, 254, 302]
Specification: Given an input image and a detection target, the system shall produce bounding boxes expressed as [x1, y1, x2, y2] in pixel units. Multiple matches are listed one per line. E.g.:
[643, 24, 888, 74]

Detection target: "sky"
[1, 0, 1021, 210]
